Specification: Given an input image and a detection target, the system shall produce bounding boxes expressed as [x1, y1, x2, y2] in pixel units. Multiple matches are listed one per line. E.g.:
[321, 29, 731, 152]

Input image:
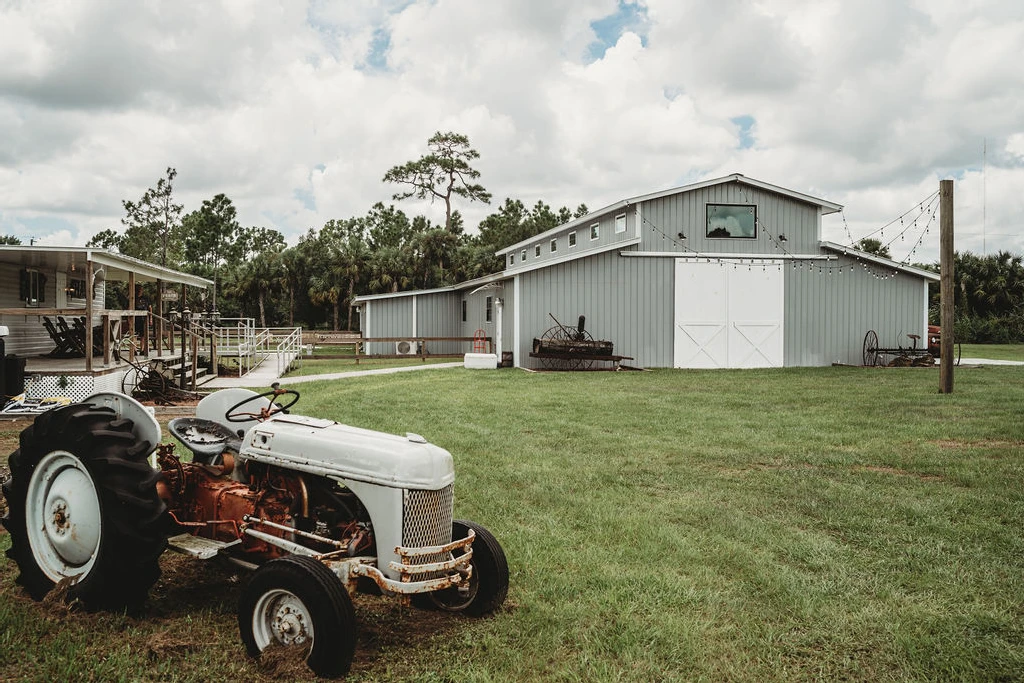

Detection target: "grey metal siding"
[783, 256, 927, 366]
[416, 292, 462, 355]
[506, 211, 635, 272]
[640, 183, 820, 255]
[499, 280, 514, 359]
[459, 287, 497, 353]
[362, 292, 466, 355]
[363, 297, 413, 354]
[516, 250, 673, 369]
[514, 250, 928, 369]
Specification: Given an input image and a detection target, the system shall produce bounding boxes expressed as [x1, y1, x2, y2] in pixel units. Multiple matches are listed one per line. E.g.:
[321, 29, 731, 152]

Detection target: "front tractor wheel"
[429, 519, 509, 616]
[1, 403, 167, 612]
[239, 556, 357, 678]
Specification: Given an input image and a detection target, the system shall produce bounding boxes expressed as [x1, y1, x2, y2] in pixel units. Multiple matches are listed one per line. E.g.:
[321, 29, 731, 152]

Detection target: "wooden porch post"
[84, 260, 93, 371]
[102, 314, 111, 365]
[156, 279, 164, 355]
[210, 314, 218, 377]
[128, 272, 137, 361]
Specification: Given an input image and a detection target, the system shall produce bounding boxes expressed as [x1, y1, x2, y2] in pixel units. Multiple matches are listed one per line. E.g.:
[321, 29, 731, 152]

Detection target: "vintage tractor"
[1, 387, 508, 677]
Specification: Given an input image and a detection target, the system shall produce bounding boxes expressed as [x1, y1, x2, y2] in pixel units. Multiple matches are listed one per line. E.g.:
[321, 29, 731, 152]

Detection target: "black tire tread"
[239, 555, 357, 677]
[426, 519, 509, 616]
[455, 518, 509, 615]
[2, 402, 167, 612]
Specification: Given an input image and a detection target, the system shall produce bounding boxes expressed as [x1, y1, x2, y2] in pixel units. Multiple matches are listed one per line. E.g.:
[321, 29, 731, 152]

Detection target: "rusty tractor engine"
[155, 443, 372, 562]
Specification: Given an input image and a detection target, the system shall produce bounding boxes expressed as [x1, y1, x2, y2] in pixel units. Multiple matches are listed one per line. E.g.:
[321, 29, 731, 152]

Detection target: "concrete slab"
[958, 358, 1024, 366]
[276, 362, 463, 385]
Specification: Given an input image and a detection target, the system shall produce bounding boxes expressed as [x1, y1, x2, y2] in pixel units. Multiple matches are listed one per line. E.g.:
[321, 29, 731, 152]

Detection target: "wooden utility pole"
[939, 179, 954, 394]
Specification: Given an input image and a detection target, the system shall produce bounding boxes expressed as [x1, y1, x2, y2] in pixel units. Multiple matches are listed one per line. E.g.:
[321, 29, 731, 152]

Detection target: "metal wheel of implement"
[862, 330, 880, 367]
[537, 325, 595, 371]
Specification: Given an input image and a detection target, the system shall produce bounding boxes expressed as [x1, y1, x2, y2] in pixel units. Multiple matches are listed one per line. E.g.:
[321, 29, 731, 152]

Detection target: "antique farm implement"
[862, 329, 960, 367]
[530, 314, 630, 370]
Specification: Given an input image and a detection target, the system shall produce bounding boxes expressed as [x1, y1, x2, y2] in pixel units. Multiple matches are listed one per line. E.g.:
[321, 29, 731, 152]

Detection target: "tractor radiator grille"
[402, 485, 454, 573]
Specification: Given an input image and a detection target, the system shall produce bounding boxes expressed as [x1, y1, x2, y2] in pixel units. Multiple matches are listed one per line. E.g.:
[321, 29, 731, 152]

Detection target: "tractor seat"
[168, 417, 243, 465]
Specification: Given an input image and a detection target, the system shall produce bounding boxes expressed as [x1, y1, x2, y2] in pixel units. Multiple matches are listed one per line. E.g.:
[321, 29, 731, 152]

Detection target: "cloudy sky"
[1, 0, 1021, 263]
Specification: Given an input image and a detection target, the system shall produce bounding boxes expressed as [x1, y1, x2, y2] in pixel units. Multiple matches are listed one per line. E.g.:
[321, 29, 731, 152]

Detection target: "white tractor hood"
[239, 414, 455, 490]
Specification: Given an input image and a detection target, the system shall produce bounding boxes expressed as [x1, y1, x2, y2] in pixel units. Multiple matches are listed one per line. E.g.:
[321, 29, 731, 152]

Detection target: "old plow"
[530, 314, 632, 370]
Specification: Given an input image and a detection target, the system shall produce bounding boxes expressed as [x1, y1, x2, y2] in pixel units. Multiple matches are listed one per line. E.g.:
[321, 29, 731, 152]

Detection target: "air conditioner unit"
[395, 340, 418, 355]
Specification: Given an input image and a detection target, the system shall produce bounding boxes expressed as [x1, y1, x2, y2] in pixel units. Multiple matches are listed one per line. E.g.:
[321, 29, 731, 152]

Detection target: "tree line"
[78, 132, 587, 330]
[2, 133, 1021, 341]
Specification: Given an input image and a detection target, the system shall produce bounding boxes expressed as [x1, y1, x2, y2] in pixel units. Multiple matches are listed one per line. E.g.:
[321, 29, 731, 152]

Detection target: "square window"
[550, 238, 557, 253]
[535, 244, 541, 257]
[706, 204, 756, 239]
[521, 249, 527, 261]
[615, 214, 626, 234]
[590, 223, 600, 240]
[568, 231, 577, 247]
[485, 296, 493, 323]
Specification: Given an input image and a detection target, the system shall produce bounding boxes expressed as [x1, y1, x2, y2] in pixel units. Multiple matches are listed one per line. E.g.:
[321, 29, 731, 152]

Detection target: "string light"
[638, 181, 938, 280]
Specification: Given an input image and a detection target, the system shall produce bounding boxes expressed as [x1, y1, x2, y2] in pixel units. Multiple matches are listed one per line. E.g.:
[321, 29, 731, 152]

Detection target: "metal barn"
[354, 174, 938, 369]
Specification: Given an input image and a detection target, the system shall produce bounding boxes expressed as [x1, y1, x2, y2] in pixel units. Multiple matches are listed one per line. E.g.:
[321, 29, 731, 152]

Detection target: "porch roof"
[0, 246, 212, 288]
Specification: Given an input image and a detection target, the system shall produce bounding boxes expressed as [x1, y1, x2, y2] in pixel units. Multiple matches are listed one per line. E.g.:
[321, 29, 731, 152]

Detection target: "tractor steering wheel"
[225, 384, 300, 423]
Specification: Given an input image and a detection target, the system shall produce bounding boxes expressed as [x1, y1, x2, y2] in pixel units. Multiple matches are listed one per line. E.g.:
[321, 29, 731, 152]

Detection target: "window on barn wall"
[509, 253, 515, 266]
[550, 238, 557, 253]
[615, 213, 626, 233]
[568, 231, 577, 247]
[461, 300, 467, 322]
[590, 223, 600, 240]
[706, 204, 756, 239]
[535, 244, 541, 257]
[485, 296, 492, 322]
[521, 249, 527, 261]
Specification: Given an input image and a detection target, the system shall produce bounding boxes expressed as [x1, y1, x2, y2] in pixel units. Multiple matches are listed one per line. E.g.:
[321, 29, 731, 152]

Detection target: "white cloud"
[0, 0, 1021, 263]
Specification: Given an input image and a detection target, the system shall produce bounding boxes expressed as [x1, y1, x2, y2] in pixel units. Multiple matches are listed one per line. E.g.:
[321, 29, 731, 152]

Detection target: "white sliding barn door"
[674, 260, 784, 368]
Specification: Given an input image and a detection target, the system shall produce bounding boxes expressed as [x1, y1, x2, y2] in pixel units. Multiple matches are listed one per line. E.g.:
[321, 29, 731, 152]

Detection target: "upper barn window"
[615, 213, 626, 234]
[706, 204, 756, 239]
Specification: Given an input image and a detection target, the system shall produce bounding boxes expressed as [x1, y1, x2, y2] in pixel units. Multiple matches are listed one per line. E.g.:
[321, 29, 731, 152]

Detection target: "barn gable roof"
[495, 173, 842, 257]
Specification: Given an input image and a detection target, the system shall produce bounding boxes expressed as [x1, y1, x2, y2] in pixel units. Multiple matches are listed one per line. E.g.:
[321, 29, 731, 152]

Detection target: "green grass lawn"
[2, 365, 1023, 681]
[961, 343, 1024, 361]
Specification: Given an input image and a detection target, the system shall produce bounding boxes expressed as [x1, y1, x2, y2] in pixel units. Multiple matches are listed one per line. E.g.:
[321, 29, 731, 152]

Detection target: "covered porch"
[0, 246, 213, 402]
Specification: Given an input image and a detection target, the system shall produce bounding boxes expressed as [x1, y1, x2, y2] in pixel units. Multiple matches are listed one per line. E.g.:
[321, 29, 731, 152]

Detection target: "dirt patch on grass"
[257, 643, 313, 678]
[930, 439, 1024, 449]
[1, 547, 483, 680]
[855, 465, 943, 481]
[144, 629, 203, 660]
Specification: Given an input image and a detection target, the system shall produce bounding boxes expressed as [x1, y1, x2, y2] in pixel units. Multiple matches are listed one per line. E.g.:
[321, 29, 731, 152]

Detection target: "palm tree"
[225, 247, 284, 327]
[307, 220, 371, 330]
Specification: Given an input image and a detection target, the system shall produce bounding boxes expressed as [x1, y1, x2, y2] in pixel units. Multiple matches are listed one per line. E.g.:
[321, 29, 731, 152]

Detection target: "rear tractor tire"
[428, 519, 509, 616]
[1, 403, 167, 612]
[239, 555, 357, 678]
